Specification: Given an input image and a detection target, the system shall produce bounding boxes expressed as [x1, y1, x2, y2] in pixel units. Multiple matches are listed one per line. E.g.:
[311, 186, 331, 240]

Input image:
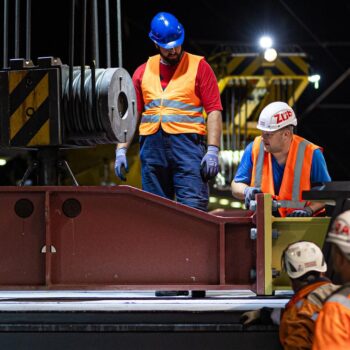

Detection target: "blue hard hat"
[149, 12, 185, 49]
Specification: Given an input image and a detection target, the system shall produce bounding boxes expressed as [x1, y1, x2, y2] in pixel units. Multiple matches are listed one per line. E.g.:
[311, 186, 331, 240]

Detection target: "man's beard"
[160, 48, 184, 66]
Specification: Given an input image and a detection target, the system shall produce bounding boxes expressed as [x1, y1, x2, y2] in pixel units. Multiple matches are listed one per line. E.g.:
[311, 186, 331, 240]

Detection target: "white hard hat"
[327, 210, 350, 256]
[282, 241, 327, 279]
[257, 101, 297, 132]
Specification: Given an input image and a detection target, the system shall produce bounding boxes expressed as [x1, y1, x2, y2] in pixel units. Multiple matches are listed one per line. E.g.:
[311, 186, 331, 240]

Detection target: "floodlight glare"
[308, 74, 321, 89]
[259, 36, 273, 49]
[231, 201, 243, 209]
[209, 197, 218, 203]
[264, 48, 278, 62]
[219, 198, 230, 206]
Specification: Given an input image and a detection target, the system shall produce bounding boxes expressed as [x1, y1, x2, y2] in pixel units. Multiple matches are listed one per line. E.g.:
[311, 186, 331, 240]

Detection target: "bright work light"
[264, 48, 278, 62]
[259, 36, 273, 49]
[308, 74, 321, 89]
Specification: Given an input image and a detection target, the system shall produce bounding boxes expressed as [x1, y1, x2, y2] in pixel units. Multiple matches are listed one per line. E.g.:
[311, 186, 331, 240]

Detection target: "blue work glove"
[287, 207, 313, 217]
[244, 186, 262, 209]
[200, 145, 219, 181]
[114, 147, 128, 181]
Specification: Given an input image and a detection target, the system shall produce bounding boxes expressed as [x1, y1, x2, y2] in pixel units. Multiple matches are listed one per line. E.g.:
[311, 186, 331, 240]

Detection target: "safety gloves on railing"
[244, 186, 262, 209]
[115, 147, 129, 181]
[287, 207, 313, 217]
[200, 145, 219, 181]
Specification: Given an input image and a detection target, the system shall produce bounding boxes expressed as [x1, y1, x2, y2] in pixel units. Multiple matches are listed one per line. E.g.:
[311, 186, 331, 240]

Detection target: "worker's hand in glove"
[244, 186, 262, 209]
[115, 147, 129, 181]
[200, 145, 219, 181]
[240, 310, 261, 326]
[287, 206, 313, 217]
[241, 308, 274, 327]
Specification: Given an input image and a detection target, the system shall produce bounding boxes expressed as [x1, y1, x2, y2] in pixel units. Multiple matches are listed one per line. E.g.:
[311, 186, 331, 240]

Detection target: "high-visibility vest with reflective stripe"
[313, 284, 350, 350]
[250, 135, 320, 217]
[139, 52, 206, 136]
[280, 281, 336, 349]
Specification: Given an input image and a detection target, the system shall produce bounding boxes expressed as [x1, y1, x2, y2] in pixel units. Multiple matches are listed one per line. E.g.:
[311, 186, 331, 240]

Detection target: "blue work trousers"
[140, 129, 209, 211]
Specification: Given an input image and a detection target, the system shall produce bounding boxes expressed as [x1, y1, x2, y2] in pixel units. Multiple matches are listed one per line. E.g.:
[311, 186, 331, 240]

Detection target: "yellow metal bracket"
[261, 194, 331, 295]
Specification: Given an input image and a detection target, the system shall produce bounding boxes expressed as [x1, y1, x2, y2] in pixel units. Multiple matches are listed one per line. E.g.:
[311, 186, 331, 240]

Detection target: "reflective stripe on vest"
[311, 312, 319, 321]
[140, 52, 206, 136]
[144, 99, 203, 113]
[254, 141, 265, 188]
[251, 135, 320, 216]
[285, 281, 332, 310]
[295, 300, 304, 309]
[327, 294, 350, 310]
[142, 114, 205, 124]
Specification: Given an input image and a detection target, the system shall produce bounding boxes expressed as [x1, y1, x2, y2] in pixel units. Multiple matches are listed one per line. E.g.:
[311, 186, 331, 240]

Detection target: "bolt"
[250, 228, 257, 240]
[250, 268, 257, 281]
[272, 229, 280, 239]
[272, 268, 280, 278]
[272, 200, 281, 211]
[249, 200, 257, 211]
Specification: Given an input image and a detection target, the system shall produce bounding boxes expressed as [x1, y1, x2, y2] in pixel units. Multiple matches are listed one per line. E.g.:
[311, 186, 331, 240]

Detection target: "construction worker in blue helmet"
[115, 12, 223, 211]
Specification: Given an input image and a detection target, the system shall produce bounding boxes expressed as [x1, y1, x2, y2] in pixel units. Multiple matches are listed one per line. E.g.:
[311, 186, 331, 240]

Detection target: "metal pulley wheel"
[96, 68, 137, 144]
[63, 67, 137, 146]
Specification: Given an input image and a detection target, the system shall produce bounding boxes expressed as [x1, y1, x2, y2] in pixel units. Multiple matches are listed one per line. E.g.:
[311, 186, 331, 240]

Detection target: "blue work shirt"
[234, 142, 332, 195]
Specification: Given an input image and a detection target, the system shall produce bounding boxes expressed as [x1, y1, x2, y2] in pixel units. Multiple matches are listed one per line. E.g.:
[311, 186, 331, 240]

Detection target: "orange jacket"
[280, 280, 337, 350]
[250, 135, 320, 217]
[139, 52, 206, 136]
[313, 284, 350, 350]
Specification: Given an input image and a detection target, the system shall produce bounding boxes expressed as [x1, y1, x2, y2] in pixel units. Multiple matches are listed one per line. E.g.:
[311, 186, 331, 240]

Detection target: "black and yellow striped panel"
[9, 69, 51, 147]
[227, 55, 309, 76]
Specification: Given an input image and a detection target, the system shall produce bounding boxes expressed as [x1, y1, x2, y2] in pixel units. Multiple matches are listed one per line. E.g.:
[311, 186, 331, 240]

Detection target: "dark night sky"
[1, 0, 350, 181]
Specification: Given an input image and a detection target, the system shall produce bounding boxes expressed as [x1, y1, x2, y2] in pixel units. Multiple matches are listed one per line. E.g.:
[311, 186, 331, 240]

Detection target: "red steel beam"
[0, 186, 258, 292]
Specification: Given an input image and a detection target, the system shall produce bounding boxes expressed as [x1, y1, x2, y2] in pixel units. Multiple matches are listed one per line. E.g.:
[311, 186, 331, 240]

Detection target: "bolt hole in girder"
[117, 91, 128, 119]
[14, 199, 34, 218]
[62, 198, 82, 218]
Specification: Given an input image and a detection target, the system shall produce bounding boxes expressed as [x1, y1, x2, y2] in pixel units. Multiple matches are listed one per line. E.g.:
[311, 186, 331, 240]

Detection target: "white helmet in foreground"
[282, 241, 327, 279]
[257, 101, 297, 132]
[327, 210, 350, 257]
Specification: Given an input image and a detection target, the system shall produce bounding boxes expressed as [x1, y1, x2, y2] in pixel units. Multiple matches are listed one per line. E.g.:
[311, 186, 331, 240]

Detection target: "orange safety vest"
[280, 281, 337, 350]
[139, 52, 206, 136]
[250, 135, 321, 217]
[313, 284, 350, 350]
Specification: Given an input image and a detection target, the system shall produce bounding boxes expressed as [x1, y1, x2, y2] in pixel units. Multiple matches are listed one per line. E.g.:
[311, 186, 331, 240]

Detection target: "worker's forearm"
[117, 141, 131, 150]
[116, 113, 141, 151]
[231, 180, 249, 200]
[206, 110, 222, 147]
[308, 201, 326, 214]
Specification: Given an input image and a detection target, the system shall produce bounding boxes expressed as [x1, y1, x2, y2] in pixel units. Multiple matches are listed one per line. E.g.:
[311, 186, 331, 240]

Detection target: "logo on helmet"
[273, 110, 293, 124]
[304, 261, 317, 268]
[333, 218, 350, 237]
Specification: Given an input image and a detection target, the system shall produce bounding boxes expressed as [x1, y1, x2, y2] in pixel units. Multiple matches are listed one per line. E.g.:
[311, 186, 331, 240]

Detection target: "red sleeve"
[195, 59, 223, 114]
[132, 63, 147, 114]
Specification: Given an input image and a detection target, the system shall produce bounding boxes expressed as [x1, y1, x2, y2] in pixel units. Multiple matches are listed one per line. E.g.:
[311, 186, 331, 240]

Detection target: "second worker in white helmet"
[231, 101, 331, 217]
[241, 240, 338, 349]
